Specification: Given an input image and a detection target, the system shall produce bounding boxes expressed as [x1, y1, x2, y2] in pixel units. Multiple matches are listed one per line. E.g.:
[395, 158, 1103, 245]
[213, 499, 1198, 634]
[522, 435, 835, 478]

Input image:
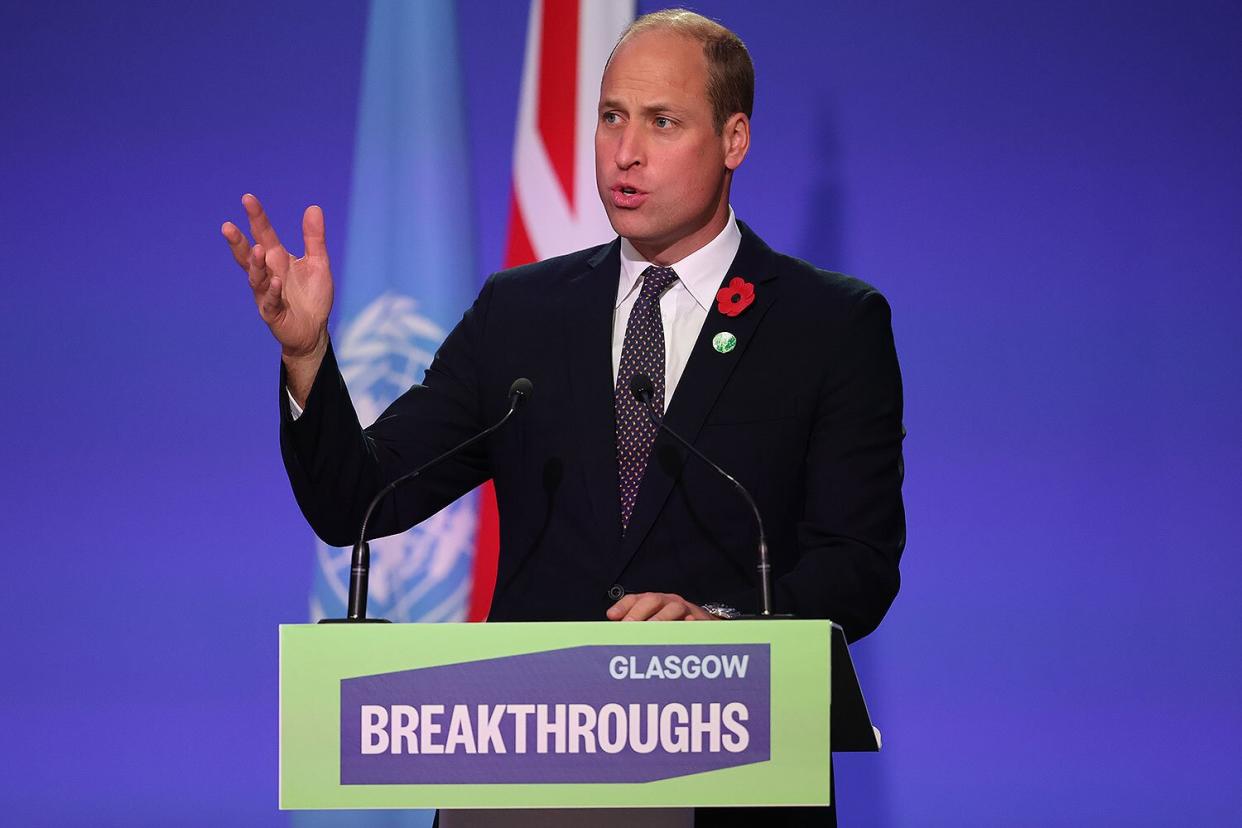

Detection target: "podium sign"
[280, 621, 846, 810]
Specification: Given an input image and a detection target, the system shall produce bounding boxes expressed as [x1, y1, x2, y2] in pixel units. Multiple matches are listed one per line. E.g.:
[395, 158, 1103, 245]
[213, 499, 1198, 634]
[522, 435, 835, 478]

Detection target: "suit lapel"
[563, 240, 626, 551]
[605, 222, 780, 578]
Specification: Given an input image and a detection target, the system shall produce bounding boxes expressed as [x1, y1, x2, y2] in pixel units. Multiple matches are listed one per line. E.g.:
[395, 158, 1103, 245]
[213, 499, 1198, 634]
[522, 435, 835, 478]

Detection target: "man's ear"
[722, 112, 750, 171]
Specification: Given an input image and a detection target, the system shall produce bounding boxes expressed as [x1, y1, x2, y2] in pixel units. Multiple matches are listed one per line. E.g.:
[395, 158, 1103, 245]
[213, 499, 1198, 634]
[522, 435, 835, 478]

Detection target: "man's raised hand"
[222, 194, 334, 403]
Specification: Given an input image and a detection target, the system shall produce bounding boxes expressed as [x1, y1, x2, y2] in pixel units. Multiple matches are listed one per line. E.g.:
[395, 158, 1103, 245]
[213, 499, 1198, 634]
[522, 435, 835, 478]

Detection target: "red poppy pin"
[715, 277, 756, 317]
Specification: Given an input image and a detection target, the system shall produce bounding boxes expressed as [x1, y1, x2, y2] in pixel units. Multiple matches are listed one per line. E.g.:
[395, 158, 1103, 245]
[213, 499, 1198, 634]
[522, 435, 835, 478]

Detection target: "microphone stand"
[630, 375, 789, 619]
[320, 379, 533, 623]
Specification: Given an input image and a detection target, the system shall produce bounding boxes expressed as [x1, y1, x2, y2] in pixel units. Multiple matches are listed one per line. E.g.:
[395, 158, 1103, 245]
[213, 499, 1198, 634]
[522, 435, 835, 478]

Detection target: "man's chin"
[604, 211, 654, 244]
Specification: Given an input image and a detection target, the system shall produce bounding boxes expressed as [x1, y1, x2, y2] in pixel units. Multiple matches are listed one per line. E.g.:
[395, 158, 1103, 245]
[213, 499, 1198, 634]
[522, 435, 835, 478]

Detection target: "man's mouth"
[610, 184, 648, 208]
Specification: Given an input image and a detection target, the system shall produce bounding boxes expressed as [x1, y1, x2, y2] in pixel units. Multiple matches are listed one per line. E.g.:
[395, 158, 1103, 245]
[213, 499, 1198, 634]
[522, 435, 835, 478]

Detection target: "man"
[224, 8, 903, 824]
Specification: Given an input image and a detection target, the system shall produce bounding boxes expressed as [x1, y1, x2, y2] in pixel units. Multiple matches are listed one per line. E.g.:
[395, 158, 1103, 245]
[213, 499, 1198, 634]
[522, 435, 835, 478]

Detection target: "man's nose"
[614, 124, 644, 168]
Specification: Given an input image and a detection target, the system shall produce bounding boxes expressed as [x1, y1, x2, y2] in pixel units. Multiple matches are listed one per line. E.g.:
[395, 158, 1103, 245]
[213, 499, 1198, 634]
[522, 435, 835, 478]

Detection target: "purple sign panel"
[340, 644, 771, 784]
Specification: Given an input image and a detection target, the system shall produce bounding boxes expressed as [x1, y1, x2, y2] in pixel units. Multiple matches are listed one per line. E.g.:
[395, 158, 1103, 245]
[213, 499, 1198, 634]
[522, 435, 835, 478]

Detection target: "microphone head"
[508, 377, 534, 407]
[629, 373, 655, 403]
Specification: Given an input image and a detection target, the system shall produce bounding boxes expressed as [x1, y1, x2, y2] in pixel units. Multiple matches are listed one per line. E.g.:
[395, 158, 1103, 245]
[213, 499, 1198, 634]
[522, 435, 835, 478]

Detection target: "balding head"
[610, 8, 754, 134]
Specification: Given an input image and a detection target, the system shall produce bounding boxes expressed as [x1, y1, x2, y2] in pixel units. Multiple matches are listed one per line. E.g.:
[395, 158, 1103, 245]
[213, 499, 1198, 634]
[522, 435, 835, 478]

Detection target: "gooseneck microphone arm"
[323, 378, 534, 623]
[628, 373, 775, 617]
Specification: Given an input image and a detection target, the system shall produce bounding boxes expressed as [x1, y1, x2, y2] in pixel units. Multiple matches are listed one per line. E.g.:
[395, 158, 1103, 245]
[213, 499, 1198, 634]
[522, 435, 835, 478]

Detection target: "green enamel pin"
[712, 331, 737, 354]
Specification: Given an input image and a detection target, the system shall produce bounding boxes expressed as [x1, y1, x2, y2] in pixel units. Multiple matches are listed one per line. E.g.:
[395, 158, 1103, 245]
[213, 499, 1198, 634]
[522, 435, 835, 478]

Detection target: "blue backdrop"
[1, 1, 1238, 824]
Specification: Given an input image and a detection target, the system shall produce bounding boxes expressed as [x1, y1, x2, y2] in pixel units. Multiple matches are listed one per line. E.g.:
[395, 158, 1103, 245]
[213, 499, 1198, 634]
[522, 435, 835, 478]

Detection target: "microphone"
[320, 378, 534, 623]
[629, 373, 782, 618]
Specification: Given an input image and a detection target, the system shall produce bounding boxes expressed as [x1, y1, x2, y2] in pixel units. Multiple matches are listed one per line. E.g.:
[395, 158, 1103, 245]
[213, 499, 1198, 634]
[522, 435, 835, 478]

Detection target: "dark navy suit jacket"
[280, 222, 904, 641]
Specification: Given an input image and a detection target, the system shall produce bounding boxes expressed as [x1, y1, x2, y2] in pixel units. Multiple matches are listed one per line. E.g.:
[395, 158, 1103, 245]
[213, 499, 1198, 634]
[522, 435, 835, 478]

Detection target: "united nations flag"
[297, 3, 476, 827]
[308, 0, 478, 629]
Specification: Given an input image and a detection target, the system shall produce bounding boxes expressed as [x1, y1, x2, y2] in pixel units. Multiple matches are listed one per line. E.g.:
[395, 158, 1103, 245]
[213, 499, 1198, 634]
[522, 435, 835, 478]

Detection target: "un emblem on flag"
[310, 293, 478, 623]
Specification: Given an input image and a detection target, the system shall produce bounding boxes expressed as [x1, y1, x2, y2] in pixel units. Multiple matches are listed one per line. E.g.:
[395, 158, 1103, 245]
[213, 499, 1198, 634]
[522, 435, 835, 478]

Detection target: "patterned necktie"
[615, 265, 679, 534]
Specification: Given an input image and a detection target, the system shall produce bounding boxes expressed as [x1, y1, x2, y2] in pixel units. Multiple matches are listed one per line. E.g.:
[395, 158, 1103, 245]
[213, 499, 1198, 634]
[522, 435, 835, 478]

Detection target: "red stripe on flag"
[536, 0, 580, 211]
[468, 192, 538, 622]
[468, 481, 501, 622]
[472, 0, 617, 622]
[502, 188, 537, 268]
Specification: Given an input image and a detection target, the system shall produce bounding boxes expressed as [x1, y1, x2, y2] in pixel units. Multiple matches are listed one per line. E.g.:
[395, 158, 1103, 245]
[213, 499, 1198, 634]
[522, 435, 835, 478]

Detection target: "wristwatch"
[700, 603, 741, 620]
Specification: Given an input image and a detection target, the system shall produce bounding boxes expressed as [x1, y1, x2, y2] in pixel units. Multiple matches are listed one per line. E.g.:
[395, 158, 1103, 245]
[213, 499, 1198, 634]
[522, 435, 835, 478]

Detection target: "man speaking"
[224, 8, 904, 824]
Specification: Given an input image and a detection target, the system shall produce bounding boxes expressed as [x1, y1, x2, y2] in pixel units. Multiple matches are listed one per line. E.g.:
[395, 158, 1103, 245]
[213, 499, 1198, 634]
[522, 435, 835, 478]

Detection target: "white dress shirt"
[289, 209, 741, 420]
[612, 208, 741, 404]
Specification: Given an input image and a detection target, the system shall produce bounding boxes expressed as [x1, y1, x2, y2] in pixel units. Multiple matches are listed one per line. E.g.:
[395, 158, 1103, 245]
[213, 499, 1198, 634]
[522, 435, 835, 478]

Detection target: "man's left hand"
[606, 592, 719, 621]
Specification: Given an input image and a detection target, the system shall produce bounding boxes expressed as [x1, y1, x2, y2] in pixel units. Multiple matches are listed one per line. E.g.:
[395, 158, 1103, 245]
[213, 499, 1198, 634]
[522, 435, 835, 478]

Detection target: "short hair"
[613, 8, 754, 134]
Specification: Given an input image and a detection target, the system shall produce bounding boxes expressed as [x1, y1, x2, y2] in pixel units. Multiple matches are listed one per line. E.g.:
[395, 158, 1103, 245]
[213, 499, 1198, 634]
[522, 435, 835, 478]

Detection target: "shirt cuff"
[286, 387, 304, 420]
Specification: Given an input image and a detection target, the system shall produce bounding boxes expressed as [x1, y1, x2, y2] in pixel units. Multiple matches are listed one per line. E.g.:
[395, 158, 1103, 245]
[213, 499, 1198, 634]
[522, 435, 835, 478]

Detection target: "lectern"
[279, 620, 878, 810]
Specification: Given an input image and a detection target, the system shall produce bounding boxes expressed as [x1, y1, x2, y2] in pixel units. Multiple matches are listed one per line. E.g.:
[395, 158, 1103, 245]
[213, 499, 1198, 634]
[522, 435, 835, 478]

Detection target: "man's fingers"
[653, 602, 688, 621]
[265, 244, 290, 278]
[606, 594, 638, 620]
[259, 275, 285, 319]
[302, 205, 328, 259]
[622, 594, 665, 621]
[248, 243, 270, 292]
[221, 221, 251, 270]
[242, 193, 285, 253]
[251, 245, 288, 323]
[607, 592, 700, 621]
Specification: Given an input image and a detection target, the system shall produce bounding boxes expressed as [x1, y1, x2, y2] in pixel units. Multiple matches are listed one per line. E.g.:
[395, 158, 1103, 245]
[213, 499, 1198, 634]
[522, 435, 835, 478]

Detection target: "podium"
[279, 620, 878, 811]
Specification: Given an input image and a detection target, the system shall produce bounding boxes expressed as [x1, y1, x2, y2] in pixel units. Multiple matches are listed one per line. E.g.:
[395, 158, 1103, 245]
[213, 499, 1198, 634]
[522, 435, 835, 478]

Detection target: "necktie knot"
[639, 265, 679, 300]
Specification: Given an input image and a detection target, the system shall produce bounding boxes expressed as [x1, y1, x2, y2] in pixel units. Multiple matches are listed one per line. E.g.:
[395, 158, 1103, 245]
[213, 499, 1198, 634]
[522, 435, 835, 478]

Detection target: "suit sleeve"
[725, 289, 905, 640]
[278, 278, 498, 547]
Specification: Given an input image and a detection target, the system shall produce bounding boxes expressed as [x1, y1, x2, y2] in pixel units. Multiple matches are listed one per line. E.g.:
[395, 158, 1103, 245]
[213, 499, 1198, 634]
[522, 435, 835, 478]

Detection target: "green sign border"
[280, 620, 831, 809]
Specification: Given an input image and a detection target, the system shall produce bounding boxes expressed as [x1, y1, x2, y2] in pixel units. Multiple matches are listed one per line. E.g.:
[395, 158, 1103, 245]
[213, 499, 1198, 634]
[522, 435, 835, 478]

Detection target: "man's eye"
[602, 112, 619, 124]
[654, 117, 672, 128]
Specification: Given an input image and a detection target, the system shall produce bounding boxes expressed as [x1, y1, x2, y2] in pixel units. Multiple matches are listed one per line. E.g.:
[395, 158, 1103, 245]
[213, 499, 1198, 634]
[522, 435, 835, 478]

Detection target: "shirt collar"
[616, 207, 742, 310]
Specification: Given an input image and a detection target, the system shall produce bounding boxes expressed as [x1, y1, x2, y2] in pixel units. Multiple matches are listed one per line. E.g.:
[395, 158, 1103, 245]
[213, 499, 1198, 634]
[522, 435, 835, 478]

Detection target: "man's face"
[595, 30, 744, 264]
